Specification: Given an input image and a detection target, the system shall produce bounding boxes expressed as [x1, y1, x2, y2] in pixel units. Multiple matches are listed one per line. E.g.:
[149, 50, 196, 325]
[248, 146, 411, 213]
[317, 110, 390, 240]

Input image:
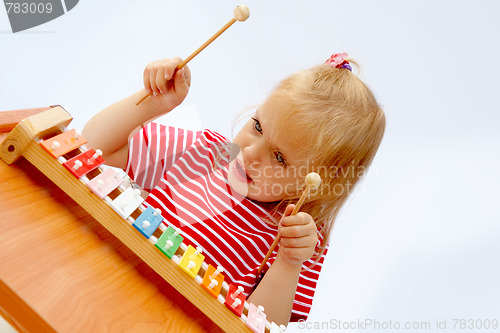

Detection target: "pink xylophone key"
[246, 304, 266, 333]
[87, 167, 124, 199]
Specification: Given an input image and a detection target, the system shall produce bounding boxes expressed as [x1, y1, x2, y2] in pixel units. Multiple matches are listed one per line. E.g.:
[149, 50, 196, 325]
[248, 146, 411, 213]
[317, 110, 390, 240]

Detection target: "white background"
[1, 1, 499, 332]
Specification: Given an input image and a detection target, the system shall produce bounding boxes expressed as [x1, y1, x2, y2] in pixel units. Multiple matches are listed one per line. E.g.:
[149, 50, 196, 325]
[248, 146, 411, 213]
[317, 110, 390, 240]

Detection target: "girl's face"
[229, 94, 308, 202]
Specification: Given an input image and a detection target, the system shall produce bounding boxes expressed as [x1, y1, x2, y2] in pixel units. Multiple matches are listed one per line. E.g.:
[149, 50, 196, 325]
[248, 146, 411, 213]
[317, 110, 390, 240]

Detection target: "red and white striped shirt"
[126, 122, 328, 321]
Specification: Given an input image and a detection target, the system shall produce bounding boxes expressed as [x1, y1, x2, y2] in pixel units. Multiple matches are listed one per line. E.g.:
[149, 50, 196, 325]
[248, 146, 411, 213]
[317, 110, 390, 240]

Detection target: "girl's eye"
[275, 152, 287, 166]
[252, 117, 262, 133]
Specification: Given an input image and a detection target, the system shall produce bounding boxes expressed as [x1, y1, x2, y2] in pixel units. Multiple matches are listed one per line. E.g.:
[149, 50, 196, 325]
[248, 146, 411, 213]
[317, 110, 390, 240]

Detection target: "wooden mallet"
[257, 172, 322, 276]
[136, 5, 250, 105]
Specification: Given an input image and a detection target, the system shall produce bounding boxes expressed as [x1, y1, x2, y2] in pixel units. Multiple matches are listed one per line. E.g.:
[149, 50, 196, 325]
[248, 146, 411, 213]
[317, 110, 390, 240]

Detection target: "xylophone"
[0, 106, 286, 333]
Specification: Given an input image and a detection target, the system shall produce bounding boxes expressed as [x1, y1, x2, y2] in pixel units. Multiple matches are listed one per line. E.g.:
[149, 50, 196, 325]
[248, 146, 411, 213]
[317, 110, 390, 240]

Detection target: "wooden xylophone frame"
[0, 106, 276, 333]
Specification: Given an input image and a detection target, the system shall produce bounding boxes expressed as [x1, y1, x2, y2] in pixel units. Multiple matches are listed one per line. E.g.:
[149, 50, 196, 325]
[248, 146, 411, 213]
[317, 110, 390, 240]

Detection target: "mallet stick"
[136, 5, 250, 105]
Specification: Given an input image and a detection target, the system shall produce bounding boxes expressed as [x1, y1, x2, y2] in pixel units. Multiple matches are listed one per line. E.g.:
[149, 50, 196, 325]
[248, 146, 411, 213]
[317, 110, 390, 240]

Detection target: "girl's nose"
[242, 143, 261, 167]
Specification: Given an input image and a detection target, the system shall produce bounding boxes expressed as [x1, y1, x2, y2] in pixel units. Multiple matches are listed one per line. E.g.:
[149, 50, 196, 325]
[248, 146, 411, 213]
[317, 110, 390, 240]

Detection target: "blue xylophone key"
[133, 206, 164, 238]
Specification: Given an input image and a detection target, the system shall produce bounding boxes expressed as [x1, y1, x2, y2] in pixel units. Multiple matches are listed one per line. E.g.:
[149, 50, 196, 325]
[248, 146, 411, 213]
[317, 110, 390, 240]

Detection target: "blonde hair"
[269, 62, 386, 259]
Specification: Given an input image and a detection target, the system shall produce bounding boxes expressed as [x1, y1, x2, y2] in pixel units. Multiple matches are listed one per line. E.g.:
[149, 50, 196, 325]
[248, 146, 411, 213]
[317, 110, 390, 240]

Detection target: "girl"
[82, 53, 385, 325]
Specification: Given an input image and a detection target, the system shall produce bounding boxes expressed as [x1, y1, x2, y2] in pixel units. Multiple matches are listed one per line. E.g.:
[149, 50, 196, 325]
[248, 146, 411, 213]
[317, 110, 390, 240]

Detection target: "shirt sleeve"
[126, 122, 202, 192]
[290, 243, 329, 322]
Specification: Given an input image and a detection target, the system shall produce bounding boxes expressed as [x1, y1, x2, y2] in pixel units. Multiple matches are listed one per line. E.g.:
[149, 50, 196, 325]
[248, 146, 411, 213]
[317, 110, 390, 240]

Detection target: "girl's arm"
[248, 205, 319, 326]
[82, 57, 191, 169]
[248, 254, 302, 325]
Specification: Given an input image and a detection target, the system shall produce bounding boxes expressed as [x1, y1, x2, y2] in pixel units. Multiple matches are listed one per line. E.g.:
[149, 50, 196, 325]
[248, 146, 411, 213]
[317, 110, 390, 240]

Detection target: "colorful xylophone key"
[63, 149, 105, 178]
[155, 226, 183, 259]
[224, 284, 246, 317]
[201, 265, 224, 298]
[111, 187, 144, 219]
[178, 245, 204, 278]
[247, 304, 267, 333]
[40, 129, 87, 158]
[87, 167, 125, 199]
[133, 206, 164, 238]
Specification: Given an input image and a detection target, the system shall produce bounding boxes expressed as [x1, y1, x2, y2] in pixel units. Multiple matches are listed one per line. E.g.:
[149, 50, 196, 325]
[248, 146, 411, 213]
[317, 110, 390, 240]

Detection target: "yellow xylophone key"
[178, 245, 204, 278]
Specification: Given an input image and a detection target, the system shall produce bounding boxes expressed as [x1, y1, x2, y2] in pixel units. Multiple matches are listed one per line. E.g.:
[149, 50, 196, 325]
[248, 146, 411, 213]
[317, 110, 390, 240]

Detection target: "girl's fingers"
[279, 225, 312, 239]
[279, 235, 314, 248]
[142, 58, 191, 105]
[183, 65, 192, 87]
[149, 63, 160, 96]
[143, 65, 152, 94]
[279, 213, 317, 241]
[277, 208, 317, 265]
[283, 204, 295, 217]
[280, 212, 312, 227]
[173, 68, 189, 97]
[156, 65, 167, 94]
[164, 57, 182, 81]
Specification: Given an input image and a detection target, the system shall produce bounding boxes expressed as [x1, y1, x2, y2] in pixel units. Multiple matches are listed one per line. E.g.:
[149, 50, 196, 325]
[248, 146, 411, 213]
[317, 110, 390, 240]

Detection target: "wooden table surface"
[0, 156, 213, 332]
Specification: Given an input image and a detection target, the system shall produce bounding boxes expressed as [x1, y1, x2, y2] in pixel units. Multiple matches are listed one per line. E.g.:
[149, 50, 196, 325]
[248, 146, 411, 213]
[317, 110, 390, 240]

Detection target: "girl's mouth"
[232, 158, 252, 184]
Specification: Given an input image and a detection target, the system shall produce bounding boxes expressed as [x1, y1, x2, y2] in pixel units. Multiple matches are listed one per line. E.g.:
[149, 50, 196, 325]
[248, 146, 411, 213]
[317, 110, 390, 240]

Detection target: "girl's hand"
[143, 57, 191, 110]
[277, 204, 318, 267]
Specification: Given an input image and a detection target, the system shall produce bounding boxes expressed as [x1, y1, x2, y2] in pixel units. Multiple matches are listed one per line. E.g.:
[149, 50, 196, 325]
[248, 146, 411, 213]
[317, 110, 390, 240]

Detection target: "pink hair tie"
[325, 52, 352, 71]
